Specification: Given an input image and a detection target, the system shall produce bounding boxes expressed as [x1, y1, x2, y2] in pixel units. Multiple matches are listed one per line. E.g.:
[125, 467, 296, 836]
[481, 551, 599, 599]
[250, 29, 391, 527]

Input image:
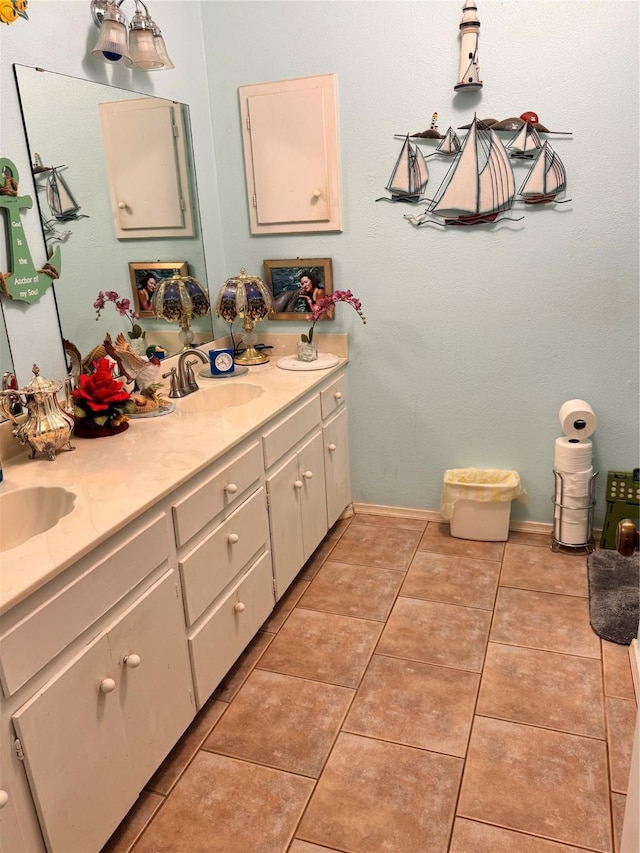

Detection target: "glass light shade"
[91, 11, 132, 65]
[151, 32, 174, 70]
[151, 275, 210, 351]
[129, 12, 163, 70]
[215, 269, 273, 365]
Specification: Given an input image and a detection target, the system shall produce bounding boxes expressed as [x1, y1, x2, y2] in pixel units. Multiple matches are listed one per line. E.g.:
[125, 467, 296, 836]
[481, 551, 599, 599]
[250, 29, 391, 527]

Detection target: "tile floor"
[103, 513, 637, 853]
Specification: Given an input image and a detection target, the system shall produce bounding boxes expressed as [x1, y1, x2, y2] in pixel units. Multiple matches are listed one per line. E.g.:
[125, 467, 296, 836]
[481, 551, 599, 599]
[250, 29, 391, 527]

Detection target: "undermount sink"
[177, 383, 264, 414]
[0, 486, 76, 552]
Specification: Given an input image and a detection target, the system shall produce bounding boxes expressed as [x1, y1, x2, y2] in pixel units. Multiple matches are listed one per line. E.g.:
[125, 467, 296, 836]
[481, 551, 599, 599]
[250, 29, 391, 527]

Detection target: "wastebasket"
[440, 468, 526, 542]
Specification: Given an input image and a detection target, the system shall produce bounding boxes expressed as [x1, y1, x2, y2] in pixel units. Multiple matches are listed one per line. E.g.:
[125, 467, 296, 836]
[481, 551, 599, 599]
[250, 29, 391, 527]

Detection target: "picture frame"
[263, 258, 333, 321]
[128, 261, 188, 317]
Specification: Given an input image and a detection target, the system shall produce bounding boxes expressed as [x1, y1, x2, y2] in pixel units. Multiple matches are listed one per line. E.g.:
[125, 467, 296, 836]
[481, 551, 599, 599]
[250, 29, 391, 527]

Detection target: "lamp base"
[234, 346, 269, 366]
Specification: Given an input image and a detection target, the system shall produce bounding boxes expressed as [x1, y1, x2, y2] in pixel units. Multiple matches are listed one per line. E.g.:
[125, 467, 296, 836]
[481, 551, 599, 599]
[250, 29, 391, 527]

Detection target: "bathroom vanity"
[0, 355, 349, 852]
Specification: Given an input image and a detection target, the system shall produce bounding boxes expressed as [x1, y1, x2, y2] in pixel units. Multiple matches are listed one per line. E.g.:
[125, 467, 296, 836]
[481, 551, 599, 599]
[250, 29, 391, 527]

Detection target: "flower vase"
[297, 341, 318, 363]
[128, 337, 147, 357]
[73, 418, 129, 438]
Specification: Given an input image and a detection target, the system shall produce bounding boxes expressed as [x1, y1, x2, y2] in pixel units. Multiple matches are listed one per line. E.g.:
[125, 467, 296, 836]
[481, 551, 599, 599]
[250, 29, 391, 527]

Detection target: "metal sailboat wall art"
[518, 140, 570, 205]
[32, 153, 89, 230]
[376, 134, 429, 204]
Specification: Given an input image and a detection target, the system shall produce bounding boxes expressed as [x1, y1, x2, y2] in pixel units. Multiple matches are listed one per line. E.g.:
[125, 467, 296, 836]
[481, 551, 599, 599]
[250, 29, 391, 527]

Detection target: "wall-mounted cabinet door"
[99, 98, 195, 239]
[239, 74, 342, 234]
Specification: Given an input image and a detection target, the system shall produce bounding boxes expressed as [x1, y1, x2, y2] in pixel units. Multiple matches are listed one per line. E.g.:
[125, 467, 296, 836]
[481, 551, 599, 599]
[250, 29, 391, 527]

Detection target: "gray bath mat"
[587, 550, 639, 645]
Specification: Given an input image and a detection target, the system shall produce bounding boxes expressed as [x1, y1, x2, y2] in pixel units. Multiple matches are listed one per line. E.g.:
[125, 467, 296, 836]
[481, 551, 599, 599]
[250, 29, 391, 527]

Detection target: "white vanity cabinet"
[321, 373, 350, 528]
[170, 440, 275, 708]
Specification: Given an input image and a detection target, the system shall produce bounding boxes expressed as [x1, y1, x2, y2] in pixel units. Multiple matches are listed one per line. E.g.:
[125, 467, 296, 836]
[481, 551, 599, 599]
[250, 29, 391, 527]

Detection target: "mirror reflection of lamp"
[90, 0, 174, 71]
[215, 269, 273, 365]
[151, 274, 210, 352]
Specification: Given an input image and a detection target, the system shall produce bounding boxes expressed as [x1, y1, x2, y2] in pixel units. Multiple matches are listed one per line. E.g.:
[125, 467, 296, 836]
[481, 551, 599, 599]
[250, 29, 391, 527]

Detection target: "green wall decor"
[0, 156, 62, 304]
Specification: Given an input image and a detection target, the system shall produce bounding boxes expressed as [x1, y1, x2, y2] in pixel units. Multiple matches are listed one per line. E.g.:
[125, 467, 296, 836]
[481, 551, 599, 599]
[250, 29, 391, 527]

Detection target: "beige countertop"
[0, 337, 347, 615]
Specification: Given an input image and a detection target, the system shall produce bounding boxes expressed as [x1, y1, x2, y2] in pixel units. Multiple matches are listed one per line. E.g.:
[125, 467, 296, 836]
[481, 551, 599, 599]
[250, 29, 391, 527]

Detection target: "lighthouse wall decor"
[455, 0, 482, 92]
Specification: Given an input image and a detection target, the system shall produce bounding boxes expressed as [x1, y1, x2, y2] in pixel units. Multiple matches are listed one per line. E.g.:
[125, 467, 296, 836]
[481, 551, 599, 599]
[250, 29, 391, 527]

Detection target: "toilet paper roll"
[554, 437, 593, 473]
[554, 467, 594, 497]
[559, 515, 590, 545]
[559, 399, 597, 439]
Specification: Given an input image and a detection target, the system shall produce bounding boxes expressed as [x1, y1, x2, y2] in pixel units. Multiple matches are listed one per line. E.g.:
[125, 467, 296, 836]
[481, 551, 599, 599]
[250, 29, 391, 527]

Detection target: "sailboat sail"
[386, 135, 429, 200]
[518, 141, 567, 203]
[428, 116, 516, 225]
[436, 127, 462, 156]
[46, 167, 83, 221]
[506, 123, 543, 158]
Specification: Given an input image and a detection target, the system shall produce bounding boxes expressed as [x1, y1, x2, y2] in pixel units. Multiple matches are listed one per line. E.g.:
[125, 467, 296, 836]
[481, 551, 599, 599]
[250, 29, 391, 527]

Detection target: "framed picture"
[128, 261, 188, 317]
[263, 258, 333, 320]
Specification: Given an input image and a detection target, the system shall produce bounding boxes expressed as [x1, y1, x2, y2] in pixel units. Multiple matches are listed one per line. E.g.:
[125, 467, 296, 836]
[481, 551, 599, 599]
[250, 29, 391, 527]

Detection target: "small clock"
[209, 348, 235, 376]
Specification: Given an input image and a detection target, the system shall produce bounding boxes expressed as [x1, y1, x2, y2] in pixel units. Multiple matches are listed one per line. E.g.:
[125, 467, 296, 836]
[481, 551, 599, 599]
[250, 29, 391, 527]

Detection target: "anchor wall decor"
[0, 156, 62, 303]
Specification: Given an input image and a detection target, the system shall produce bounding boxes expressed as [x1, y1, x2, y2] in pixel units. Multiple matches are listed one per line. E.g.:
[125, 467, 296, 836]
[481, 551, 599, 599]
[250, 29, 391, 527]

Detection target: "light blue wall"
[201, 0, 639, 527]
[1, 1, 638, 528]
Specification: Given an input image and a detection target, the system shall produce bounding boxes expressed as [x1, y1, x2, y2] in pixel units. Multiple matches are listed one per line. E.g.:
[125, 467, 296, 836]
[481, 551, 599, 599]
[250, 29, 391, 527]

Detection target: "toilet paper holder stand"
[551, 469, 598, 553]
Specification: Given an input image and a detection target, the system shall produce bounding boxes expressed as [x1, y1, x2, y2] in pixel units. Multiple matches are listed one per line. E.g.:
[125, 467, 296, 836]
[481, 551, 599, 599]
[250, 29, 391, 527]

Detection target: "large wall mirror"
[10, 65, 213, 365]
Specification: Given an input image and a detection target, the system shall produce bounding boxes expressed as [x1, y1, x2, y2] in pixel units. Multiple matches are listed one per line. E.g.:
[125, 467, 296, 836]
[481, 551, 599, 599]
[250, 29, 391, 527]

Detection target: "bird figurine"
[0, 0, 28, 25]
[103, 333, 161, 393]
[64, 338, 109, 386]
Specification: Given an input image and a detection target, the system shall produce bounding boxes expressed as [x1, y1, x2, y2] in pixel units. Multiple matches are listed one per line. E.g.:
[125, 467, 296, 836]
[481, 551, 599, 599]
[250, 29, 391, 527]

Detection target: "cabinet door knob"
[123, 654, 141, 669]
[225, 483, 238, 494]
[312, 189, 321, 198]
[328, 443, 337, 452]
[234, 601, 246, 613]
[99, 677, 116, 694]
[303, 470, 313, 480]
[228, 533, 239, 544]
[0, 790, 8, 808]
[118, 201, 127, 210]
[294, 480, 303, 489]
[334, 391, 343, 400]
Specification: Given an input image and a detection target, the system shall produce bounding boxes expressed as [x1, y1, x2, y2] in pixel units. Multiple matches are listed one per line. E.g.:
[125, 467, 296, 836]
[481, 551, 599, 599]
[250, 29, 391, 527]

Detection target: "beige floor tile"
[606, 696, 637, 793]
[298, 560, 403, 621]
[132, 752, 314, 853]
[203, 669, 353, 777]
[500, 543, 589, 597]
[378, 596, 491, 672]
[290, 841, 342, 853]
[418, 522, 505, 561]
[602, 640, 636, 699]
[298, 538, 336, 580]
[213, 631, 274, 701]
[102, 791, 164, 853]
[328, 521, 422, 570]
[477, 642, 605, 738]
[344, 654, 479, 756]
[257, 608, 382, 687]
[458, 717, 612, 852]
[145, 698, 228, 795]
[401, 550, 500, 610]
[261, 578, 310, 633]
[490, 586, 601, 658]
[297, 732, 462, 853]
[450, 818, 589, 852]
[611, 792, 626, 853]
[352, 512, 428, 531]
[507, 530, 552, 547]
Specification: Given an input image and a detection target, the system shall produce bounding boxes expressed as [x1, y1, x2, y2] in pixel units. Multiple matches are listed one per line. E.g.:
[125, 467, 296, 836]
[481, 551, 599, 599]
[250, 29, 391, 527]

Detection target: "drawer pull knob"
[234, 601, 246, 613]
[118, 201, 127, 210]
[225, 483, 238, 494]
[0, 791, 8, 809]
[328, 443, 337, 452]
[228, 533, 239, 544]
[312, 189, 321, 198]
[303, 470, 313, 480]
[123, 654, 141, 669]
[100, 677, 116, 694]
[334, 391, 343, 400]
[294, 480, 303, 489]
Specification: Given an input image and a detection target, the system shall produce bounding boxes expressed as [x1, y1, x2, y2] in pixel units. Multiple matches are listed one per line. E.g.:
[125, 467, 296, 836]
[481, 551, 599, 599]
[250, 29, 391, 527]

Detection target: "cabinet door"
[298, 431, 328, 560]
[324, 407, 351, 528]
[266, 452, 305, 599]
[12, 634, 134, 853]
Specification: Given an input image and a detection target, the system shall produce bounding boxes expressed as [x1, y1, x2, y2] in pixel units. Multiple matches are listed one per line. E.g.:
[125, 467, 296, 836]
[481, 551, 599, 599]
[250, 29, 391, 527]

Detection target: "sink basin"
[177, 383, 264, 414]
[0, 486, 76, 552]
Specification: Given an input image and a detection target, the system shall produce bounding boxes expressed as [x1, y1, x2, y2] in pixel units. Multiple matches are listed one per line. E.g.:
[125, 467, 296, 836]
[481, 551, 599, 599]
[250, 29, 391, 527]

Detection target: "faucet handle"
[185, 359, 199, 392]
[162, 367, 181, 398]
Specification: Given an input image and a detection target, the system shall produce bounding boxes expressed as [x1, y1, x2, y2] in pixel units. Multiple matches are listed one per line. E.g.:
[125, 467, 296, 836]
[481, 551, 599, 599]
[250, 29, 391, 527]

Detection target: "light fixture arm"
[91, 0, 150, 28]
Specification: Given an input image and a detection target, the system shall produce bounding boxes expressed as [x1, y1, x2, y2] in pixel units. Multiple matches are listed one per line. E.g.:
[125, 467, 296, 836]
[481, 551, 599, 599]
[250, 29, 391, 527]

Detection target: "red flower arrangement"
[71, 357, 136, 429]
[302, 290, 366, 344]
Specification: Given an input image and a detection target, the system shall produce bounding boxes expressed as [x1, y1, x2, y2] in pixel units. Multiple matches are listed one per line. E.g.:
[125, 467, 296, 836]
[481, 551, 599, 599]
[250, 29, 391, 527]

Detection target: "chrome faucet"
[176, 349, 209, 396]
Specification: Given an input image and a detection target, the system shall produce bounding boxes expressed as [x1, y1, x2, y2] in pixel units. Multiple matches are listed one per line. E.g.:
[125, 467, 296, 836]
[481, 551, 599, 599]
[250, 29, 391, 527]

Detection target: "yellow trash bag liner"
[440, 468, 527, 521]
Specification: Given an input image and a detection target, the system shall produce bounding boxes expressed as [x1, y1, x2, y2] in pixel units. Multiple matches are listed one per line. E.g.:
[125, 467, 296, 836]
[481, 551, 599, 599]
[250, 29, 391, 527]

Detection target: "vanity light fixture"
[90, 0, 174, 71]
[151, 274, 210, 351]
[215, 269, 273, 365]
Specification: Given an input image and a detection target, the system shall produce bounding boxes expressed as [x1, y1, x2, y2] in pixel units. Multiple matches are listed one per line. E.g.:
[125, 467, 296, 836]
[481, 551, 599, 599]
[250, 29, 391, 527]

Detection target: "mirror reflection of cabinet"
[239, 74, 342, 235]
[99, 99, 195, 239]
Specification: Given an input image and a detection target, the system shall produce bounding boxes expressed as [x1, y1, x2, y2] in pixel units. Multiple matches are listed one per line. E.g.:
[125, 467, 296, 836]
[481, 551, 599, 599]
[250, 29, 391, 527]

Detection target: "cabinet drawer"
[320, 373, 347, 420]
[172, 441, 262, 547]
[179, 488, 269, 626]
[0, 514, 169, 698]
[262, 394, 321, 469]
[188, 550, 274, 708]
